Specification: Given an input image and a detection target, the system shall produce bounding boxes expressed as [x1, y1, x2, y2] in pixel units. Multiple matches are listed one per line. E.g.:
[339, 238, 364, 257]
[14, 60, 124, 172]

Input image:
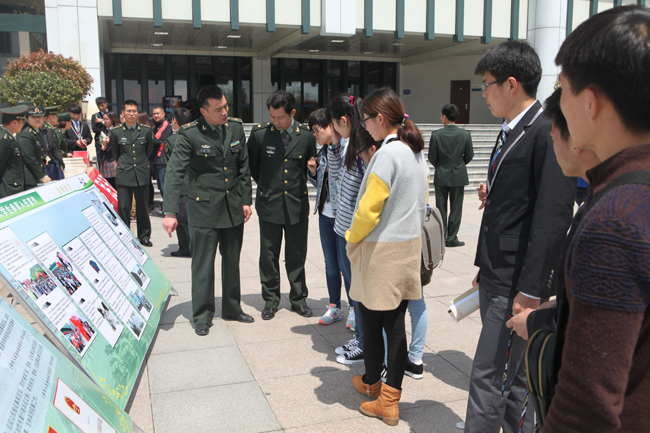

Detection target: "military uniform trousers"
[435, 185, 465, 244]
[176, 195, 190, 256]
[117, 185, 151, 243]
[259, 217, 309, 309]
[189, 223, 244, 325]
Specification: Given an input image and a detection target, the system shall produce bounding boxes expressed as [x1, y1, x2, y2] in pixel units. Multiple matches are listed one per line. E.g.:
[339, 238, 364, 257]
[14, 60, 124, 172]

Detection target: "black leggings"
[358, 300, 408, 390]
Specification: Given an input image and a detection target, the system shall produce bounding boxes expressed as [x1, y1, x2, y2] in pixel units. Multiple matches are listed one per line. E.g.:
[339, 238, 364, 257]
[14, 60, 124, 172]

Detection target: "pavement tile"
[401, 399, 468, 433]
[399, 354, 469, 407]
[425, 318, 481, 358]
[148, 345, 254, 394]
[151, 382, 281, 433]
[226, 305, 317, 344]
[150, 320, 235, 355]
[283, 416, 413, 432]
[239, 333, 345, 381]
[126, 395, 154, 433]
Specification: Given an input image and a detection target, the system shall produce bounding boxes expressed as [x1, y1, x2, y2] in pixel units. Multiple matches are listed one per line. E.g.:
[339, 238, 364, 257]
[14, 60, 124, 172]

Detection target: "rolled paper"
[448, 285, 480, 322]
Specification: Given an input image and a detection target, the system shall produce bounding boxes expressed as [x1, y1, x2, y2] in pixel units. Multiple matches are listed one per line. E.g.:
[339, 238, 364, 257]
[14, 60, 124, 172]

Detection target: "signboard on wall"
[0, 174, 174, 409]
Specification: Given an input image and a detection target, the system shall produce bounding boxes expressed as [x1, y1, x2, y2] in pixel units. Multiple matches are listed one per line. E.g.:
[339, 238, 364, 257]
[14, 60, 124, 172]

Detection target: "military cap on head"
[44, 105, 60, 115]
[58, 113, 71, 122]
[17, 101, 35, 107]
[0, 105, 29, 116]
[27, 106, 45, 117]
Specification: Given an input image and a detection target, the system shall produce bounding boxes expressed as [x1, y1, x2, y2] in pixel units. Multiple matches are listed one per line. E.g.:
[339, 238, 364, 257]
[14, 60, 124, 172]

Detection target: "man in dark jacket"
[65, 104, 92, 154]
[90, 96, 109, 144]
[151, 106, 171, 200]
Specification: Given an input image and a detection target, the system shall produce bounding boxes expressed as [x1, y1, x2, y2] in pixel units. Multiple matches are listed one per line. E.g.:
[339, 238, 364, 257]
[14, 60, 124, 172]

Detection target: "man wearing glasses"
[247, 90, 317, 320]
[464, 41, 575, 433]
[109, 99, 154, 247]
[163, 85, 254, 336]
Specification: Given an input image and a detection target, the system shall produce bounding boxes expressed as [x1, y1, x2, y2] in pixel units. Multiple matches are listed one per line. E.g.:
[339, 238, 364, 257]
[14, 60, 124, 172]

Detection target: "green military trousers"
[189, 223, 244, 325]
[117, 184, 152, 243]
[259, 218, 309, 309]
[434, 185, 465, 244]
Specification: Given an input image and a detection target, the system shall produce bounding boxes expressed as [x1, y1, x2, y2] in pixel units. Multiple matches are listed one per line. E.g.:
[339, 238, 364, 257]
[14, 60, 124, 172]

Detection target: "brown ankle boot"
[359, 383, 402, 426]
[351, 374, 382, 397]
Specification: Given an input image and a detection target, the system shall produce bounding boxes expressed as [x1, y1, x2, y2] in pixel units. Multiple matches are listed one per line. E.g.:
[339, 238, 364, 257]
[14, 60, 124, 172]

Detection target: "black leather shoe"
[445, 240, 465, 248]
[291, 305, 313, 317]
[141, 239, 153, 247]
[195, 322, 213, 336]
[170, 250, 191, 257]
[222, 313, 254, 323]
[261, 307, 277, 320]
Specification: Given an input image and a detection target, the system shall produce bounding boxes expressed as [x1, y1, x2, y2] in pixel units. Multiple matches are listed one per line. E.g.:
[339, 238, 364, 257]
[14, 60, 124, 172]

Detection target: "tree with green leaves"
[0, 50, 93, 108]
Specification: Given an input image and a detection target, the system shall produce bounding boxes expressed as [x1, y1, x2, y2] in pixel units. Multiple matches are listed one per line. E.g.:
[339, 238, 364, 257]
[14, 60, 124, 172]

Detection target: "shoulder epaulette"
[252, 122, 271, 131]
[298, 123, 311, 131]
[139, 124, 151, 129]
[114, 125, 124, 130]
[228, 117, 243, 124]
[181, 121, 198, 130]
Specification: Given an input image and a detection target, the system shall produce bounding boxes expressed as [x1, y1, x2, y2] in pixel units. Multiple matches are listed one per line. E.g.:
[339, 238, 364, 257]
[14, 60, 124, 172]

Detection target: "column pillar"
[252, 58, 272, 123]
[527, 0, 568, 104]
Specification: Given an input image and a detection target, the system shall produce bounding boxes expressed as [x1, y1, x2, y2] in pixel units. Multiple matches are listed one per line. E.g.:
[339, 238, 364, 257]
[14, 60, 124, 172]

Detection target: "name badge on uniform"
[200, 145, 213, 154]
[266, 145, 275, 155]
[120, 137, 128, 143]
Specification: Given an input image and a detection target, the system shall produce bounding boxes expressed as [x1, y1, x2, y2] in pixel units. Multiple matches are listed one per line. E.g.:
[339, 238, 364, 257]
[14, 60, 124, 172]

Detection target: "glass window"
[174, 80, 187, 101]
[286, 80, 302, 121]
[327, 60, 341, 77]
[104, 54, 117, 111]
[217, 76, 234, 117]
[241, 79, 251, 122]
[29, 32, 46, 52]
[147, 55, 165, 111]
[0, 0, 45, 15]
[285, 59, 300, 75]
[386, 63, 397, 91]
[122, 54, 142, 109]
[241, 57, 251, 80]
[217, 57, 235, 75]
[347, 77, 360, 96]
[0, 31, 19, 54]
[305, 60, 320, 76]
[328, 78, 340, 101]
[347, 61, 360, 78]
[271, 58, 280, 82]
[303, 80, 319, 122]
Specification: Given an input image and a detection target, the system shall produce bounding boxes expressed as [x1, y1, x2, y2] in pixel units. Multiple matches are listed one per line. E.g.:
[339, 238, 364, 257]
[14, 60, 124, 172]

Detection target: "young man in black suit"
[464, 41, 576, 433]
[65, 104, 92, 154]
[91, 97, 109, 144]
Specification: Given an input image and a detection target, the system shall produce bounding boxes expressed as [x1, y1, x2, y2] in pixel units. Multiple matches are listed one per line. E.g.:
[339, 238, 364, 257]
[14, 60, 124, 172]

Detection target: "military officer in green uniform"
[163, 85, 254, 336]
[43, 106, 66, 169]
[163, 107, 192, 258]
[109, 99, 154, 247]
[55, 113, 71, 156]
[0, 105, 28, 199]
[17, 105, 52, 189]
[247, 90, 317, 320]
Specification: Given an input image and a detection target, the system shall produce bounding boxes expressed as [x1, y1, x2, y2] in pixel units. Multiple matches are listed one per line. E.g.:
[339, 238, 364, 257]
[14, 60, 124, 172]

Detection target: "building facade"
[3, 0, 646, 123]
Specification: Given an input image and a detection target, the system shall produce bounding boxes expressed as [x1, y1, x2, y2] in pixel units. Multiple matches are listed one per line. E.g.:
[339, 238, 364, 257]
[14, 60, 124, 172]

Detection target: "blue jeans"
[153, 164, 166, 198]
[336, 233, 363, 346]
[319, 215, 350, 308]
[383, 287, 428, 362]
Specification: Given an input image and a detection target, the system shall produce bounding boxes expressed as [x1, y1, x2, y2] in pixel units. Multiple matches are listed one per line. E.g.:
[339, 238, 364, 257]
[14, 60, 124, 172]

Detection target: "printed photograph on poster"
[19, 263, 57, 301]
[60, 315, 95, 356]
[53, 379, 117, 433]
[129, 263, 150, 290]
[97, 301, 120, 331]
[127, 286, 152, 316]
[126, 311, 145, 338]
[85, 190, 148, 266]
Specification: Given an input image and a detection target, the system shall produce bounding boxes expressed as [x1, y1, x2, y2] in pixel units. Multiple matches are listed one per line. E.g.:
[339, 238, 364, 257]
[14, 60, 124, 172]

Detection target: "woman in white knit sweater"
[347, 87, 429, 426]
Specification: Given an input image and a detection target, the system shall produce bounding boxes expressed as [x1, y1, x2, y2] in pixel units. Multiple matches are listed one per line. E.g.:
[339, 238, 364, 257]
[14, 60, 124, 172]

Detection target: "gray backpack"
[421, 204, 445, 285]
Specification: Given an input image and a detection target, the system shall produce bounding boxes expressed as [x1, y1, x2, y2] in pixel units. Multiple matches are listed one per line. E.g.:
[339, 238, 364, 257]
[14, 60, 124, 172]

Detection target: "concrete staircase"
[241, 123, 500, 198]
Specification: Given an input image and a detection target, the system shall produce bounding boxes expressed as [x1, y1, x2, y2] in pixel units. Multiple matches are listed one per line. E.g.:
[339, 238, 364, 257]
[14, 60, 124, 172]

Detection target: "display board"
[0, 298, 140, 433]
[0, 174, 173, 408]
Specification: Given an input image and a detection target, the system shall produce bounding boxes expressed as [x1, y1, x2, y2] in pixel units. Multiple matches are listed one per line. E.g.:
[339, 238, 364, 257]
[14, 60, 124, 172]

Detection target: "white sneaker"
[336, 346, 364, 365]
[335, 338, 359, 355]
[319, 304, 344, 325]
[346, 307, 355, 329]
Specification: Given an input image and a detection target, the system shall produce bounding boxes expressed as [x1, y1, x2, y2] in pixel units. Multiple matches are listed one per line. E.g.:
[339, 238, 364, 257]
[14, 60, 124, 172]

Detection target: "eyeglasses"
[356, 145, 372, 157]
[311, 126, 322, 134]
[481, 78, 507, 92]
[360, 113, 377, 128]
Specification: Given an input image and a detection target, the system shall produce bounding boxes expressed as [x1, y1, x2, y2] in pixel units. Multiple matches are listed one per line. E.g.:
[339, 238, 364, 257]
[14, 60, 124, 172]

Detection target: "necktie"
[280, 130, 288, 139]
[490, 128, 509, 173]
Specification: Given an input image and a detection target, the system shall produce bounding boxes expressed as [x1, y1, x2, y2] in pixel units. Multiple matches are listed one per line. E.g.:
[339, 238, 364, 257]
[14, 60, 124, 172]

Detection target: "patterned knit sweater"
[543, 143, 650, 432]
[346, 135, 429, 311]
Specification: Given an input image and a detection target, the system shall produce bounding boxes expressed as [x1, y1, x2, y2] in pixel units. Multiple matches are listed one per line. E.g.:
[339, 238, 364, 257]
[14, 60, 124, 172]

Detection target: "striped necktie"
[490, 128, 509, 173]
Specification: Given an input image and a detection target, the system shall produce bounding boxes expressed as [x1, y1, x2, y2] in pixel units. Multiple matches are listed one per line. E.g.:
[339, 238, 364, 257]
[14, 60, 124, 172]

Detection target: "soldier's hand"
[243, 205, 252, 223]
[162, 214, 178, 236]
[307, 157, 317, 175]
[477, 183, 487, 210]
[42, 176, 52, 183]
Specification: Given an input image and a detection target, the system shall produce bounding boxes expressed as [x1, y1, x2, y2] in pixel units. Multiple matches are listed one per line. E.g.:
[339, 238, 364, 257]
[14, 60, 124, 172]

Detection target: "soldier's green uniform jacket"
[247, 120, 317, 225]
[0, 127, 25, 198]
[108, 123, 154, 187]
[17, 124, 47, 187]
[163, 116, 252, 228]
[54, 128, 67, 154]
[163, 132, 189, 196]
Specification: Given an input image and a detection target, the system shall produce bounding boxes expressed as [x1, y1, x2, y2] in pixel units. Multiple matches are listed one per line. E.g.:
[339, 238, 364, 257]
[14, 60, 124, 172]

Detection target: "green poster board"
[0, 297, 139, 433]
[0, 174, 173, 409]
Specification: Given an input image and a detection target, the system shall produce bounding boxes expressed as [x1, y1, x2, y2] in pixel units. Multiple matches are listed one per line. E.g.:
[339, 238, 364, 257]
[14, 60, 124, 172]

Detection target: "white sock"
[409, 356, 423, 365]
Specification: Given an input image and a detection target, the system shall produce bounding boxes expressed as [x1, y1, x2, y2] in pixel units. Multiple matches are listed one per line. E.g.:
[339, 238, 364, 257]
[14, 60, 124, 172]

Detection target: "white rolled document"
[448, 285, 480, 321]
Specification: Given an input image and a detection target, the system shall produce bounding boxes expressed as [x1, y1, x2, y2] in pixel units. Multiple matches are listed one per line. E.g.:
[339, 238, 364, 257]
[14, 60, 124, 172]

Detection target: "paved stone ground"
[1, 195, 485, 433]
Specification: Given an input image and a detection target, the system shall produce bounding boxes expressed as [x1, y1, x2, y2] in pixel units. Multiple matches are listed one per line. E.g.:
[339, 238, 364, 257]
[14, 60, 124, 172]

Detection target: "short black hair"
[441, 104, 459, 122]
[475, 40, 542, 98]
[543, 88, 569, 142]
[152, 105, 165, 114]
[2, 114, 21, 126]
[173, 108, 192, 127]
[308, 108, 329, 130]
[555, 5, 650, 134]
[68, 104, 82, 114]
[95, 97, 108, 105]
[123, 100, 138, 110]
[266, 90, 295, 114]
[196, 85, 225, 110]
